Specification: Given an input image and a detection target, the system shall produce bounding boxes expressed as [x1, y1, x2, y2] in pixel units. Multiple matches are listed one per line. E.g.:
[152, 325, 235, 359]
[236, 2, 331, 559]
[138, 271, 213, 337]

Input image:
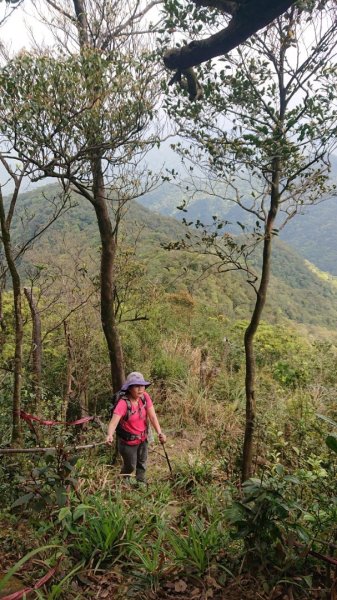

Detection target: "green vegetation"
[2, 1, 337, 598]
[1, 361, 337, 598]
[2, 191, 337, 596]
[7, 183, 337, 330]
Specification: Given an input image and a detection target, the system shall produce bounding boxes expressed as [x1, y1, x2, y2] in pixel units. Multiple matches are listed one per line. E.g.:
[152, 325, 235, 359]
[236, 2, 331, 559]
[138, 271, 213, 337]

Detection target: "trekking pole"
[111, 437, 118, 465]
[161, 442, 173, 476]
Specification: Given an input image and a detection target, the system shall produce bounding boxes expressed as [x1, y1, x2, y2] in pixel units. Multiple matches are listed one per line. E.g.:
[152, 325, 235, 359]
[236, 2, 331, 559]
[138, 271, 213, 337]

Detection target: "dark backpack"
[110, 391, 147, 441]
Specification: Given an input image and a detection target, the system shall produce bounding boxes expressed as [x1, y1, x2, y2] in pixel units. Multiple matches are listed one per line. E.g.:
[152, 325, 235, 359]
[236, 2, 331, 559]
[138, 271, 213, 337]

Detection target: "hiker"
[106, 371, 167, 483]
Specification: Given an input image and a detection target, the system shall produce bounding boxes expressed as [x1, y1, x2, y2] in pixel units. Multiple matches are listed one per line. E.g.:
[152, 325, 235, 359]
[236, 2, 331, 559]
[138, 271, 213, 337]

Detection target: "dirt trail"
[147, 430, 206, 477]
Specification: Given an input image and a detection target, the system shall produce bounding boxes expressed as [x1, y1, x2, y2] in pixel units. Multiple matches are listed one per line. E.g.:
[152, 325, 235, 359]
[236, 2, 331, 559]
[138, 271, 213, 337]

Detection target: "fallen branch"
[0, 441, 106, 455]
[294, 541, 337, 567]
[306, 548, 337, 567]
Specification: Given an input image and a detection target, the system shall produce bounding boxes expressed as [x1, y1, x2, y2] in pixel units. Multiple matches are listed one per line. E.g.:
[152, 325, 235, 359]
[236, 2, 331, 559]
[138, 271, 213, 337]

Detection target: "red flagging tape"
[1, 560, 61, 600]
[20, 411, 95, 427]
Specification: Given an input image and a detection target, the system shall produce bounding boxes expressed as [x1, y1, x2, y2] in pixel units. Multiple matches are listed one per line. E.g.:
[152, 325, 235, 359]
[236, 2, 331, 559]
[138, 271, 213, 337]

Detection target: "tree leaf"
[326, 434, 337, 454]
[11, 493, 34, 508]
[55, 486, 67, 507]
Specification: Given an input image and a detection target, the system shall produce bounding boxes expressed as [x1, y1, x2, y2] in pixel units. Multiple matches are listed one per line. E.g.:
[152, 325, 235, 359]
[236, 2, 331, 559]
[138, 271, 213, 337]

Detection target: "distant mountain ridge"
[280, 198, 337, 275]
[139, 173, 337, 276]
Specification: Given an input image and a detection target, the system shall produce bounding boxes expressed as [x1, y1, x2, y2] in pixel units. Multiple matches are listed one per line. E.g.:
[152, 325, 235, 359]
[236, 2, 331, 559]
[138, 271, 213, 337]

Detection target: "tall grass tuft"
[127, 527, 171, 593]
[71, 493, 140, 568]
[168, 515, 228, 576]
[165, 376, 215, 427]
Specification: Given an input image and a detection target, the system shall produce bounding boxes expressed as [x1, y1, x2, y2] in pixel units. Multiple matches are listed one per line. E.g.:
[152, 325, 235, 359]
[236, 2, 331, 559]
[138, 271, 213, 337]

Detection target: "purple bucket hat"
[121, 371, 151, 391]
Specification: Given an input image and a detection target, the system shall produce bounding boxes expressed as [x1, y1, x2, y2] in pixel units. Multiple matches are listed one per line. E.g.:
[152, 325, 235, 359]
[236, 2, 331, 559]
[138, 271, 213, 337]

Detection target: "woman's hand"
[106, 433, 114, 445]
[106, 414, 121, 445]
[158, 432, 167, 444]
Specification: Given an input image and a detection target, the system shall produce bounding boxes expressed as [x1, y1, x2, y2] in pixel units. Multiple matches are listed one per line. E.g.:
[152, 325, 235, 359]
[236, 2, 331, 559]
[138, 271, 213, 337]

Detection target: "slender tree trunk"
[73, 0, 89, 47]
[0, 191, 23, 446]
[199, 348, 208, 389]
[79, 387, 88, 417]
[73, 0, 125, 391]
[0, 281, 6, 332]
[92, 160, 125, 391]
[241, 156, 281, 481]
[63, 320, 74, 421]
[0, 283, 6, 360]
[24, 287, 42, 411]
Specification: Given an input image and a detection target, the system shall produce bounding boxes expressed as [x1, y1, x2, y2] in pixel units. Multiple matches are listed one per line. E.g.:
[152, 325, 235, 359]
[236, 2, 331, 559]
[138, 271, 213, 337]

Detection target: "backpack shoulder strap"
[124, 397, 132, 421]
[111, 391, 130, 418]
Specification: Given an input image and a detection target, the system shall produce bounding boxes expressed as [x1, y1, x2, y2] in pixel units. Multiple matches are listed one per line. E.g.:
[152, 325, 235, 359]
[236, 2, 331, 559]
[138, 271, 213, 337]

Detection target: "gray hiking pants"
[117, 438, 148, 482]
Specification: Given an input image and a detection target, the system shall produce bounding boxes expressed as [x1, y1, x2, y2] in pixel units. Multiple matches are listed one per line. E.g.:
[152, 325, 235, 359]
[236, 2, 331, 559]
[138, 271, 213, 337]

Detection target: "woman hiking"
[106, 371, 166, 483]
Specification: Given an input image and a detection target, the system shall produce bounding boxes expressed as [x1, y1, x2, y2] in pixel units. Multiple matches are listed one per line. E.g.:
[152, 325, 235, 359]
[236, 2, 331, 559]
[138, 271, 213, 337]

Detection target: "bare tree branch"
[44, 0, 76, 22]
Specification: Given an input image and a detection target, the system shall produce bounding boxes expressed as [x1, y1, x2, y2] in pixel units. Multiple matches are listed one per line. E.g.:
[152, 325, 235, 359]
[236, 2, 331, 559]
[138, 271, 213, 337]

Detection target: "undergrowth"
[1, 378, 337, 599]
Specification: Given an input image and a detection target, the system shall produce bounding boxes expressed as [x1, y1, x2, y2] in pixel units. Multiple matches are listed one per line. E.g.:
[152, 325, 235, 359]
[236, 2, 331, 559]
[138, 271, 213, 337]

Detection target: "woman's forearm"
[148, 407, 162, 434]
[107, 414, 121, 439]
[147, 407, 167, 444]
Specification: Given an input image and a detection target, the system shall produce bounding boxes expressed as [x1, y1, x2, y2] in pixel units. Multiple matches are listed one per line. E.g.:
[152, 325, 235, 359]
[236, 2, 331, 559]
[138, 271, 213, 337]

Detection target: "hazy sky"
[1, 1, 50, 54]
[0, 2, 53, 192]
[0, 1, 183, 192]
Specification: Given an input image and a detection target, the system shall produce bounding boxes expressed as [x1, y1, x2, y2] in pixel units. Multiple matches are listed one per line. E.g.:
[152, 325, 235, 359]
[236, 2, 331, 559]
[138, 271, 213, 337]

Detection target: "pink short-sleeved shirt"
[114, 391, 153, 445]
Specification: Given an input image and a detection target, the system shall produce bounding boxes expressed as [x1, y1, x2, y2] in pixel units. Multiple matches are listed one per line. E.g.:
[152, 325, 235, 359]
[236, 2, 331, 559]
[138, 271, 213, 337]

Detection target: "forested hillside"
[280, 197, 337, 275]
[9, 183, 337, 333]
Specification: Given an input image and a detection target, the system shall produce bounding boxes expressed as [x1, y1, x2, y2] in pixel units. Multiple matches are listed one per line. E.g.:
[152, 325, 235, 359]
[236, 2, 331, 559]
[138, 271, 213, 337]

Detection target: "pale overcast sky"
[0, 1, 50, 54]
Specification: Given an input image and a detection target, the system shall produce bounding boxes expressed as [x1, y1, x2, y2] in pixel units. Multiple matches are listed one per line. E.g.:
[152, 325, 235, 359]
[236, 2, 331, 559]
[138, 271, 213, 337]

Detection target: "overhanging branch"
[164, 0, 297, 71]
